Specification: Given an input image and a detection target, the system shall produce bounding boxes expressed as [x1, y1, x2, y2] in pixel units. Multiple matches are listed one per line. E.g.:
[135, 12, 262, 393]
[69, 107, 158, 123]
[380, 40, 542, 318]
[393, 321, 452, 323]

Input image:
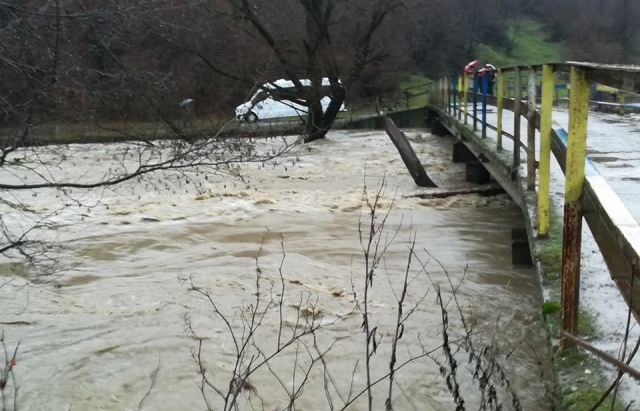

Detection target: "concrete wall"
[340, 107, 429, 130]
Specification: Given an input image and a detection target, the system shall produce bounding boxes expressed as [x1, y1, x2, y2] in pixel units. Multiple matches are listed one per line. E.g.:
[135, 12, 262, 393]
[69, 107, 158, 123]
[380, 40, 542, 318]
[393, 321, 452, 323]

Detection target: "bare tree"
[160, 0, 403, 142]
[506, 20, 523, 58]
[0, 0, 300, 282]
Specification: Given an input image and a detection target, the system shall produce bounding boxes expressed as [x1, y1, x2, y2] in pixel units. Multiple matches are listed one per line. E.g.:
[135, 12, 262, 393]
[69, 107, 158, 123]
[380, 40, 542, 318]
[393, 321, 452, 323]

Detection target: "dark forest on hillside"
[1, 0, 639, 124]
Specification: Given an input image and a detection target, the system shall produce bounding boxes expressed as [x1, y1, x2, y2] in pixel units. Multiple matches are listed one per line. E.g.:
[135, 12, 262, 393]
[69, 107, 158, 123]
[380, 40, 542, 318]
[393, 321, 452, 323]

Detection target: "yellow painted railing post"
[527, 67, 537, 191]
[561, 67, 590, 347]
[620, 92, 626, 115]
[497, 69, 504, 150]
[538, 65, 555, 239]
[463, 74, 469, 125]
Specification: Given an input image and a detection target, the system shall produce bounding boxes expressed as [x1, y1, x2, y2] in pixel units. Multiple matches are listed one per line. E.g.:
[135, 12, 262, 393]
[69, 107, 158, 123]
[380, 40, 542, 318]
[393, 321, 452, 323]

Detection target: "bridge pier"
[465, 162, 491, 184]
[452, 141, 476, 163]
[452, 142, 492, 184]
[511, 228, 533, 267]
[430, 121, 450, 137]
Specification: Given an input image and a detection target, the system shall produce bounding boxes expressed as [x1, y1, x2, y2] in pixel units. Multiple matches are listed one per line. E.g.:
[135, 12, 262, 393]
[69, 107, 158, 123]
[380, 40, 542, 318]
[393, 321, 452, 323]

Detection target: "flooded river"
[0, 130, 552, 410]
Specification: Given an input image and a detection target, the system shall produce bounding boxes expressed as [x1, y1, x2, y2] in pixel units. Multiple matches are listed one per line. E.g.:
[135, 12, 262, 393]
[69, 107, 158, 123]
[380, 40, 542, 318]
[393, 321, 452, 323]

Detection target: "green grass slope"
[478, 20, 565, 67]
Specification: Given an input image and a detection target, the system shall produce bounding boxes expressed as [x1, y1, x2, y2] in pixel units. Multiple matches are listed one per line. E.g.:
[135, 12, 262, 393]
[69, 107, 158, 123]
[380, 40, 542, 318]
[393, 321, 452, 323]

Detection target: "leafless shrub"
[0, 331, 19, 411]
[183, 177, 531, 411]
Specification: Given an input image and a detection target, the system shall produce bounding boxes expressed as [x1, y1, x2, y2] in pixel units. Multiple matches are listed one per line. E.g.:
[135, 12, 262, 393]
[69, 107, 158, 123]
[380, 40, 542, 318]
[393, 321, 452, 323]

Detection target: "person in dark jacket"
[479, 64, 497, 96]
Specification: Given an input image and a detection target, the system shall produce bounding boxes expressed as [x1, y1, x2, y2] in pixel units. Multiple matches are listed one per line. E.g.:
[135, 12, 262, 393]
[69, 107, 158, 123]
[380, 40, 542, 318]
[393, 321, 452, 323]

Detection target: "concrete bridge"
[425, 63, 640, 380]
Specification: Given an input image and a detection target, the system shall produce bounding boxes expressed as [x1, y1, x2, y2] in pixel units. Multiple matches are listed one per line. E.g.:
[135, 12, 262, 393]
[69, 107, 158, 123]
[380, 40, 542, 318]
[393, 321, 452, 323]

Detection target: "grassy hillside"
[400, 74, 432, 108]
[478, 20, 565, 67]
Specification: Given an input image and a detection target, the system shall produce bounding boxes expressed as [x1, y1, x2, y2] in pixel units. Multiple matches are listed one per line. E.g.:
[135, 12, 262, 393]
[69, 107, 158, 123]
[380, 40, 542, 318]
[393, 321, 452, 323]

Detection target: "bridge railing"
[428, 62, 640, 351]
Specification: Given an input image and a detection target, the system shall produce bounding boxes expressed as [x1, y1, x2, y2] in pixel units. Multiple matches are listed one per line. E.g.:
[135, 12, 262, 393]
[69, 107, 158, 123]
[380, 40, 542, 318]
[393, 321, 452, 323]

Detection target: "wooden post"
[497, 69, 504, 150]
[513, 68, 522, 178]
[463, 74, 469, 125]
[527, 67, 537, 191]
[538, 65, 554, 239]
[561, 67, 590, 348]
[620, 92, 626, 115]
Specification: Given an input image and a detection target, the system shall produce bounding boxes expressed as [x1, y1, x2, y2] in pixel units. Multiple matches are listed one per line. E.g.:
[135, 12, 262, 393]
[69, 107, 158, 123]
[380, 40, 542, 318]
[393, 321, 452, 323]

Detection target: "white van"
[235, 78, 347, 123]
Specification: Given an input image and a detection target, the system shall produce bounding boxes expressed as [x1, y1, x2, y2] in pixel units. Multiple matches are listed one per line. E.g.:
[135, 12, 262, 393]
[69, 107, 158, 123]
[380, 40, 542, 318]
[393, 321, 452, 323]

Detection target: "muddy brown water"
[0, 130, 552, 410]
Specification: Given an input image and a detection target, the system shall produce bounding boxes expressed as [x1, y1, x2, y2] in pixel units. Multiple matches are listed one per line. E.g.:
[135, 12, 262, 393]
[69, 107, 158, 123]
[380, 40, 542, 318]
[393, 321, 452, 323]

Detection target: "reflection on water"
[0, 130, 552, 410]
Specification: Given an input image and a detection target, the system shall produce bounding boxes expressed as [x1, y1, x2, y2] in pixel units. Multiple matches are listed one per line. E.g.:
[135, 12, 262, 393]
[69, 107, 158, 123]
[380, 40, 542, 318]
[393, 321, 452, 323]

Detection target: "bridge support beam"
[561, 67, 590, 348]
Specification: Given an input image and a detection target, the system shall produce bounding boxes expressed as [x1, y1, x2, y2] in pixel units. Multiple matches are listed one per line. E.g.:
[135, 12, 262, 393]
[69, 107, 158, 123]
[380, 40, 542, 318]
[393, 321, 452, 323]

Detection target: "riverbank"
[0, 107, 430, 147]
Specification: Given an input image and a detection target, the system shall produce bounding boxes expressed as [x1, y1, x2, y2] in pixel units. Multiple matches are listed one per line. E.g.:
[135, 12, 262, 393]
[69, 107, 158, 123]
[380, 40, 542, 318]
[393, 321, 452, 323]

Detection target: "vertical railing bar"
[447, 76, 451, 115]
[452, 75, 458, 119]
[497, 69, 504, 150]
[473, 73, 478, 131]
[561, 66, 590, 348]
[457, 75, 463, 120]
[513, 68, 522, 179]
[538, 65, 555, 239]
[482, 73, 488, 138]
[464, 74, 469, 125]
[527, 67, 537, 191]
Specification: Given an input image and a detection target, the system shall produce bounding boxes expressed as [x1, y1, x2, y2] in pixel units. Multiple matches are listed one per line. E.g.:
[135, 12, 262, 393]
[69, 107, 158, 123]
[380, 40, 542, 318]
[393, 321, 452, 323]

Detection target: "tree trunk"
[304, 91, 346, 143]
[322, 85, 346, 129]
[304, 98, 326, 143]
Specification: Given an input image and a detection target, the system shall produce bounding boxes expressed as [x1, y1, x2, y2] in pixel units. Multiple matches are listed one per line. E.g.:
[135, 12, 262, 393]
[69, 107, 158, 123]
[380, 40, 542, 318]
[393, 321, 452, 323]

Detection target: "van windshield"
[250, 90, 269, 105]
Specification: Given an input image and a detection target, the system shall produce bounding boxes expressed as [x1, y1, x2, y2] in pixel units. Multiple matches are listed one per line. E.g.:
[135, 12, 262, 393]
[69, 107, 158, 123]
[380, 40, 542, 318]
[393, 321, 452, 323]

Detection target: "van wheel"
[245, 112, 258, 123]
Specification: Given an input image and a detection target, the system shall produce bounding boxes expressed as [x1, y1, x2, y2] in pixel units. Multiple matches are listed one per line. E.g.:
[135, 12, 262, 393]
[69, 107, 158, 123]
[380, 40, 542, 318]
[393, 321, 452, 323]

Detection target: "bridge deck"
[479, 107, 640, 223]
